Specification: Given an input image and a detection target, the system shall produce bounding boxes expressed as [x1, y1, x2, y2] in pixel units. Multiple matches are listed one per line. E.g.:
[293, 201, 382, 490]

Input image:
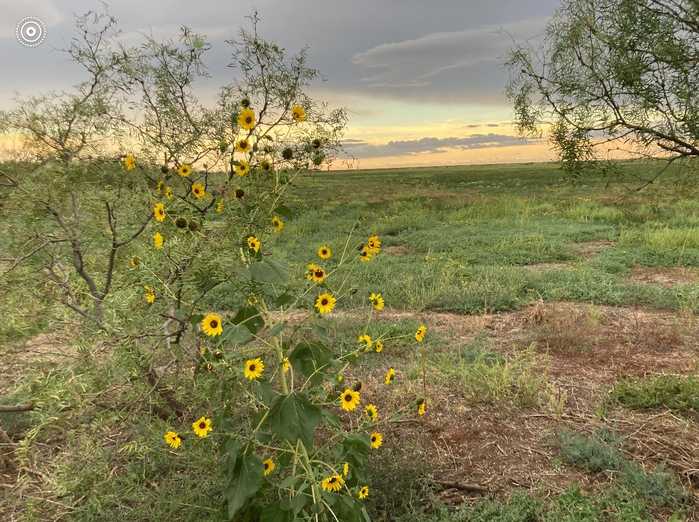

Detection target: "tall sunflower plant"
[1, 12, 430, 522]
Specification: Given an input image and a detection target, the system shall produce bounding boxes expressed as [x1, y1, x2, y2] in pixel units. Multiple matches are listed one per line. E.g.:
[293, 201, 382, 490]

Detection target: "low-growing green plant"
[610, 375, 699, 415]
[437, 343, 547, 407]
[558, 430, 687, 509]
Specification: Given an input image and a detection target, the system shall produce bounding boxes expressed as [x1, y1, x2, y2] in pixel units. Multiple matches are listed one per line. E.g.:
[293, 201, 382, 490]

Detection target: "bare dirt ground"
[358, 301, 699, 513]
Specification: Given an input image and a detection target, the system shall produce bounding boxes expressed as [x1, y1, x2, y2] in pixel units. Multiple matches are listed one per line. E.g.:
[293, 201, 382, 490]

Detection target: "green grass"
[610, 375, 699, 415]
[3, 159, 699, 520]
[558, 430, 687, 509]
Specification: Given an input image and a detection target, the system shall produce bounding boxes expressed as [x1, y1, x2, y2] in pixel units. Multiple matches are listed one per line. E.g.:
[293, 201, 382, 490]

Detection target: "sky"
[0, 0, 563, 168]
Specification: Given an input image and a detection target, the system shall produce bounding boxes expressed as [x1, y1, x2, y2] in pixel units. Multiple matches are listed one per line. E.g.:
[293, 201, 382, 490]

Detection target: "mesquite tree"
[507, 0, 699, 178]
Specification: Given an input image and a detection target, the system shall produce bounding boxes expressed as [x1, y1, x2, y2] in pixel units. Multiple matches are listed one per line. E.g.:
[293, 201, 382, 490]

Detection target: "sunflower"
[315, 292, 336, 314]
[164, 186, 174, 199]
[369, 292, 384, 311]
[263, 458, 276, 476]
[384, 367, 395, 385]
[365, 403, 379, 422]
[317, 245, 332, 260]
[247, 235, 261, 253]
[177, 164, 193, 177]
[370, 432, 383, 449]
[238, 108, 256, 130]
[153, 202, 166, 222]
[128, 256, 140, 269]
[415, 324, 427, 343]
[282, 357, 291, 373]
[306, 263, 327, 283]
[122, 153, 136, 171]
[144, 285, 156, 304]
[374, 340, 384, 353]
[191, 182, 206, 200]
[358, 334, 373, 350]
[153, 232, 164, 249]
[359, 245, 373, 262]
[320, 474, 344, 493]
[272, 215, 284, 233]
[367, 235, 382, 254]
[163, 431, 181, 449]
[260, 159, 272, 172]
[418, 399, 427, 416]
[156, 179, 165, 194]
[358, 485, 369, 500]
[343, 462, 350, 478]
[235, 139, 251, 153]
[291, 105, 306, 122]
[201, 313, 223, 337]
[235, 160, 250, 177]
[244, 358, 265, 381]
[192, 416, 213, 438]
[339, 388, 360, 412]
[215, 199, 225, 213]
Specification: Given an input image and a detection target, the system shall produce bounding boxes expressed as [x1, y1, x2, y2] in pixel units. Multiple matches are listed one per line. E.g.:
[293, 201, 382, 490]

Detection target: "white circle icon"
[16, 17, 47, 47]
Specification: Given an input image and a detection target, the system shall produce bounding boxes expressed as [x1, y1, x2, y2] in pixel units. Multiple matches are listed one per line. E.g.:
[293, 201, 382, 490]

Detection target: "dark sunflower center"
[199, 422, 206, 429]
[321, 299, 328, 305]
[245, 116, 252, 124]
[210, 320, 218, 328]
[249, 364, 256, 371]
[264, 462, 269, 469]
[329, 477, 337, 484]
[315, 270, 323, 278]
[344, 394, 352, 402]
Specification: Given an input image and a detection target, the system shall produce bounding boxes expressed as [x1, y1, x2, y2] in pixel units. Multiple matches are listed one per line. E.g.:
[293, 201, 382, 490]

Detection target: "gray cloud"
[349, 17, 547, 103]
[342, 133, 539, 158]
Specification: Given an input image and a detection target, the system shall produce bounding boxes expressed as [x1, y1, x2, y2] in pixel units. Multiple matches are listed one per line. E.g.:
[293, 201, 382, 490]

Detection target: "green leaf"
[260, 504, 295, 522]
[224, 445, 263, 519]
[267, 392, 321, 448]
[250, 259, 288, 285]
[232, 306, 264, 334]
[274, 205, 293, 219]
[217, 323, 253, 347]
[275, 292, 294, 308]
[289, 342, 333, 385]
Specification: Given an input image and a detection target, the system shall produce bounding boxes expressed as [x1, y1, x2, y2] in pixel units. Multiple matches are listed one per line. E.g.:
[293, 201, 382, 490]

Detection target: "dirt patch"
[384, 245, 411, 256]
[0, 332, 77, 396]
[629, 266, 699, 287]
[574, 240, 615, 258]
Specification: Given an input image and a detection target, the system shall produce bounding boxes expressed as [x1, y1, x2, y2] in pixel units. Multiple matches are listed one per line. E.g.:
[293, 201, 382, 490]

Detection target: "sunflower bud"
[175, 217, 188, 229]
[188, 221, 200, 232]
[160, 165, 169, 174]
[282, 148, 293, 160]
[235, 189, 245, 199]
[241, 98, 251, 108]
[352, 381, 362, 392]
[312, 138, 322, 149]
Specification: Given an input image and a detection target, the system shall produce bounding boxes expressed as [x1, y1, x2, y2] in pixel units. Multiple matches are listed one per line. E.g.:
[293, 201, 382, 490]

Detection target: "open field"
[2, 160, 699, 520]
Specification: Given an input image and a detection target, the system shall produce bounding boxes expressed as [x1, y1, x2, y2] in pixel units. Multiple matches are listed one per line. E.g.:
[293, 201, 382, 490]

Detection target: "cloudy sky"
[0, 0, 562, 168]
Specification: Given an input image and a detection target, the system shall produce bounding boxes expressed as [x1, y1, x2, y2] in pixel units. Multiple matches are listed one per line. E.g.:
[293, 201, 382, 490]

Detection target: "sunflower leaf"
[223, 443, 263, 519]
[249, 259, 288, 285]
[267, 392, 321, 448]
[289, 342, 333, 385]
